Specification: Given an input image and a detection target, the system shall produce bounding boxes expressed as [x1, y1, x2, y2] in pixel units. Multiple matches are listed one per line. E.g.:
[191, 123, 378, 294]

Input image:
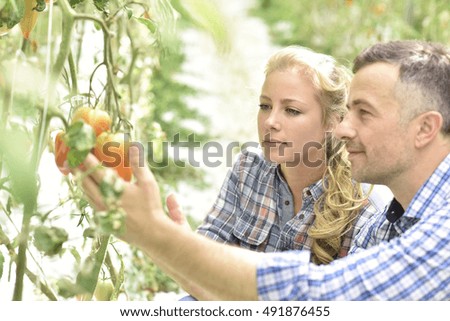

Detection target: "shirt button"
[284, 200, 290, 205]
[298, 214, 305, 220]
[305, 190, 312, 196]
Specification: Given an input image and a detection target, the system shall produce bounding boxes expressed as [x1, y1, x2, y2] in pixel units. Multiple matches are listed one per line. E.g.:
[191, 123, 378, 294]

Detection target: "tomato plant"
[0, 0, 228, 301]
[71, 106, 112, 136]
[94, 132, 132, 182]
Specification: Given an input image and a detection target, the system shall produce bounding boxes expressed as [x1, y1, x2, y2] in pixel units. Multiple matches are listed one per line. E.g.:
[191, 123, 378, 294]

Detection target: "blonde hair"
[265, 46, 369, 265]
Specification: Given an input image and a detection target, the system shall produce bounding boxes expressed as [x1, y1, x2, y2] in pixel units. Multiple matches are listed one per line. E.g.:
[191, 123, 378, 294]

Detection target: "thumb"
[166, 193, 185, 224]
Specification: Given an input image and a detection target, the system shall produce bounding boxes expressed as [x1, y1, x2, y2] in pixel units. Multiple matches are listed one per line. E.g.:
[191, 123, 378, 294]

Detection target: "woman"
[170, 46, 386, 266]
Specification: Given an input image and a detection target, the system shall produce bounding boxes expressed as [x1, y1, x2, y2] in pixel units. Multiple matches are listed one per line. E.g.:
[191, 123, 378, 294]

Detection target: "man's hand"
[73, 146, 259, 300]
[166, 193, 192, 231]
[76, 146, 166, 247]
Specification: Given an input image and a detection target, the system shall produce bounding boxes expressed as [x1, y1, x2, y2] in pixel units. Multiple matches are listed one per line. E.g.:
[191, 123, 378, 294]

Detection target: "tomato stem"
[104, 251, 118, 287]
[68, 50, 78, 96]
[0, 226, 58, 300]
[11, 1, 75, 300]
[77, 234, 111, 300]
[51, 0, 75, 93]
[12, 201, 36, 300]
[73, 12, 121, 129]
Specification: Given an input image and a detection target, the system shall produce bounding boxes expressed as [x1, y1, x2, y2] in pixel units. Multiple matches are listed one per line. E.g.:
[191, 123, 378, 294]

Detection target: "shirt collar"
[386, 198, 405, 223]
[274, 166, 324, 202]
[403, 152, 450, 220]
[303, 179, 325, 202]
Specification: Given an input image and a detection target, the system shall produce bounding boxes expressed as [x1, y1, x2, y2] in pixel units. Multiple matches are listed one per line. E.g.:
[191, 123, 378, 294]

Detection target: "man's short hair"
[353, 40, 450, 134]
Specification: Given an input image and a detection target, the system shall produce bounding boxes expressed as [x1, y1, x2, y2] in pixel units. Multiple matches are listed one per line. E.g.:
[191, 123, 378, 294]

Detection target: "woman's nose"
[264, 110, 281, 131]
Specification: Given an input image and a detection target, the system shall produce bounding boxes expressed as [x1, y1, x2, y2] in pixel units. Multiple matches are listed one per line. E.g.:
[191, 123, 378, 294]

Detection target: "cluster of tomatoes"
[54, 106, 132, 182]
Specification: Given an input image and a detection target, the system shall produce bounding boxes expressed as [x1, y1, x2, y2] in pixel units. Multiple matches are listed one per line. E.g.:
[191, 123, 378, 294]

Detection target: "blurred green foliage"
[251, 0, 450, 66]
[0, 0, 227, 301]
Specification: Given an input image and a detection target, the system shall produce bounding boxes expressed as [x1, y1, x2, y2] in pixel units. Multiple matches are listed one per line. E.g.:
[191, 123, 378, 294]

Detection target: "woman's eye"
[259, 104, 271, 111]
[359, 109, 371, 117]
[286, 108, 301, 116]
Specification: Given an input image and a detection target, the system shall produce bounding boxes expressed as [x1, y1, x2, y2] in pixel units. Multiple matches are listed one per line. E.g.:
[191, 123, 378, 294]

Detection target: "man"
[79, 40, 450, 300]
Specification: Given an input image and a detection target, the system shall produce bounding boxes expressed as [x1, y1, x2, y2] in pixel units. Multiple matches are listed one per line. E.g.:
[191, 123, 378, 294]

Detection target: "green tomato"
[94, 280, 114, 301]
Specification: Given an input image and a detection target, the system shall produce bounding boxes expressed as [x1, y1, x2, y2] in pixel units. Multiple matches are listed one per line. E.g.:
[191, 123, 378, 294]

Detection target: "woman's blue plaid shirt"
[197, 148, 387, 257]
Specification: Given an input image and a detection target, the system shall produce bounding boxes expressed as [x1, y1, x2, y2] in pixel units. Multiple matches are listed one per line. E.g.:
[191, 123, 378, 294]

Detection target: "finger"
[60, 160, 70, 175]
[129, 146, 154, 187]
[80, 153, 105, 185]
[166, 193, 185, 224]
[79, 173, 107, 211]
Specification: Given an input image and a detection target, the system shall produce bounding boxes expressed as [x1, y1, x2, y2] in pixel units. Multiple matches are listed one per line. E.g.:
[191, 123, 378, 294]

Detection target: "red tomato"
[54, 131, 70, 175]
[71, 106, 112, 137]
[93, 132, 132, 182]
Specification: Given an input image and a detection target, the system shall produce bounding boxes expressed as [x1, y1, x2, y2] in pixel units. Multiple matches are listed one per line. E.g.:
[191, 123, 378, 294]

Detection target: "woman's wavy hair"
[265, 46, 369, 265]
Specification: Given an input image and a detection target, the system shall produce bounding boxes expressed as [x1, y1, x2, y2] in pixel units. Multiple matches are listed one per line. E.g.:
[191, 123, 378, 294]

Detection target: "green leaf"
[135, 17, 157, 34]
[68, 0, 86, 8]
[65, 121, 96, 168]
[0, 128, 38, 206]
[0, 0, 25, 30]
[83, 227, 96, 239]
[69, 247, 82, 265]
[67, 149, 90, 168]
[76, 255, 98, 294]
[75, 235, 111, 299]
[56, 277, 85, 298]
[66, 121, 96, 151]
[125, 7, 133, 19]
[93, 0, 109, 14]
[33, 226, 69, 256]
[0, 250, 4, 280]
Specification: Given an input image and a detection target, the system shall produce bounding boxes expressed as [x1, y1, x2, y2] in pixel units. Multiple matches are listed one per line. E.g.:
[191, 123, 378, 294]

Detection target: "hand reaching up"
[76, 146, 168, 247]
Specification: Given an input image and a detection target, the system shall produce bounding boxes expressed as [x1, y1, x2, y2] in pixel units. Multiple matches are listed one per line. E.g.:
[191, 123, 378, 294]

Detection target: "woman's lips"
[261, 140, 286, 147]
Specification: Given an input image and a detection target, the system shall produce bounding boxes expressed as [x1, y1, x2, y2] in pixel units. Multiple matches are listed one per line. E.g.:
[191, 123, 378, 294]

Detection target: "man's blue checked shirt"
[256, 153, 450, 300]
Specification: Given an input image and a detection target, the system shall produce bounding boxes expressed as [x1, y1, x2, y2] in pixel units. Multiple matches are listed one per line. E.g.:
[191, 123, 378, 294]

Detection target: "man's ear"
[415, 111, 444, 148]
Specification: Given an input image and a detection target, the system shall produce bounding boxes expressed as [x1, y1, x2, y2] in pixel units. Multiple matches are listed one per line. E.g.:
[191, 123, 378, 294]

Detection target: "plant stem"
[12, 0, 77, 301]
[51, 0, 75, 93]
[77, 234, 111, 300]
[0, 226, 58, 300]
[12, 201, 36, 301]
[104, 251, 117, 285]
[68, 50, 79, 96]
[73, 13, 121, 125]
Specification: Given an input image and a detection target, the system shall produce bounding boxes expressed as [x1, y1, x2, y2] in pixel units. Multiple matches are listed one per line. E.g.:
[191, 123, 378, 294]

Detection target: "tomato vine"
[0, 0, 228, 300]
